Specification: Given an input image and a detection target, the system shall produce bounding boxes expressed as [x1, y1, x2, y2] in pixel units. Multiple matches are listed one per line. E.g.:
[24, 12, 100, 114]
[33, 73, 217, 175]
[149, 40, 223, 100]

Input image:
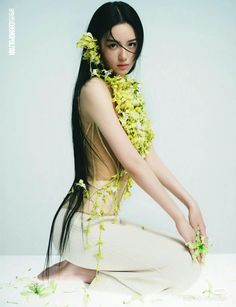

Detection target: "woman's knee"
[172, 243, 202, 291]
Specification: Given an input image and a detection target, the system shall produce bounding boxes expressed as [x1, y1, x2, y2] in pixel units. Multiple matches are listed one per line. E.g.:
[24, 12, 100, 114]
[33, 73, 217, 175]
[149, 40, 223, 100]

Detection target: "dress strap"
[95, 125, 119, 173]
[85, 121, 93, 135]
[84, 119, 120, 181]
[90, 122, 96, 180]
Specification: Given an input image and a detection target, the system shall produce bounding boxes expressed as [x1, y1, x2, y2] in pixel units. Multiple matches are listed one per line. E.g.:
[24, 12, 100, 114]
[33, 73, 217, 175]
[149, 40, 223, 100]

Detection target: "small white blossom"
[110, 186, 117, 193]
[101, 190, 108, 196]
[122, 112, 128, 122]
[136, 121, 144, 130]
[91, 69, 99, 76]
[75, 179, 86, 189]
[101, 68, 113, 76]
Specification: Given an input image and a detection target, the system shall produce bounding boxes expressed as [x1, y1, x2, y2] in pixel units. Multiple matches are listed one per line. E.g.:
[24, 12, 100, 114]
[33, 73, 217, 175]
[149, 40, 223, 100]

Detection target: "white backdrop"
[0, 0, 235, 254]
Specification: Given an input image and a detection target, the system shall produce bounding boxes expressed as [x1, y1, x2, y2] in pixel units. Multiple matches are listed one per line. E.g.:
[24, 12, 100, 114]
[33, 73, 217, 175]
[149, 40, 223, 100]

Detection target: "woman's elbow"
[122, 154, 145, 176]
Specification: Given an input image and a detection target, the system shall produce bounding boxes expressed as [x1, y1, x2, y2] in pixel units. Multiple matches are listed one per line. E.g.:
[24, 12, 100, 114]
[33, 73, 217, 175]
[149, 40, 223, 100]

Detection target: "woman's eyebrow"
[106, 38, 137, 43]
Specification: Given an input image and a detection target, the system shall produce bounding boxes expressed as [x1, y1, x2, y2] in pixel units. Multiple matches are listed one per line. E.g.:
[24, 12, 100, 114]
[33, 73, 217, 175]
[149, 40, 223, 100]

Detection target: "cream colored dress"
[52, 103, 202, 298]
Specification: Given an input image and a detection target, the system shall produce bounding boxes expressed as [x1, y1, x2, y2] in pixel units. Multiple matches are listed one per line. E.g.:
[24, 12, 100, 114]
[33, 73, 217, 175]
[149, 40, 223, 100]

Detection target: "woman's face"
[100, 23, 137, 76]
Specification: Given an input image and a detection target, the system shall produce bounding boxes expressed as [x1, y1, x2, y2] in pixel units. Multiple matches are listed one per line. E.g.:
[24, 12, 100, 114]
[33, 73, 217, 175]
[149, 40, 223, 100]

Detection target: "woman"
[37, 1, 208, 298]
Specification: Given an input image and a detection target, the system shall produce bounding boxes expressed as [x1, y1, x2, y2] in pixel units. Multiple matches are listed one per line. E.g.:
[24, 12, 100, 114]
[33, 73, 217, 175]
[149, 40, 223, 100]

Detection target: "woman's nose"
[118, 47, 128, 61]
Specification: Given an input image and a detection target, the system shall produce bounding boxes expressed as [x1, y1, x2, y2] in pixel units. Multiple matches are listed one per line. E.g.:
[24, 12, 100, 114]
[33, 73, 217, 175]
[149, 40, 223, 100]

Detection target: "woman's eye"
[108, 43, 117, 49]
[128, 42, 137, 48]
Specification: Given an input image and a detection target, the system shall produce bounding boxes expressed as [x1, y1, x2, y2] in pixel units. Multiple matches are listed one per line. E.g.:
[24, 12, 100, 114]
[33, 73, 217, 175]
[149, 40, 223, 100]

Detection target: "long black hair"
[41, 1, 144, 278]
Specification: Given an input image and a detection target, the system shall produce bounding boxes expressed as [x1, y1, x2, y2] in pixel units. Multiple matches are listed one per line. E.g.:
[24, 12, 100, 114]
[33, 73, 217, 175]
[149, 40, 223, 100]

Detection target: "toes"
[36, 273, 42, 279]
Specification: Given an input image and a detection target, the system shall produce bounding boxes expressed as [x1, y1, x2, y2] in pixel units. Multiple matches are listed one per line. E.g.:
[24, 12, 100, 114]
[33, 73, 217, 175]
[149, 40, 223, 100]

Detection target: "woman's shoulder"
[81, 76, 112, 99]
[79, 77, 114, 118]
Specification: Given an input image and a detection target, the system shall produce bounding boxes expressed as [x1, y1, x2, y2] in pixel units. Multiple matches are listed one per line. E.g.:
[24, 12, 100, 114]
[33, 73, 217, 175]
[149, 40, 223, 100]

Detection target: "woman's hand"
[175, 215, 206, 264]
[188, 202, 208, 252]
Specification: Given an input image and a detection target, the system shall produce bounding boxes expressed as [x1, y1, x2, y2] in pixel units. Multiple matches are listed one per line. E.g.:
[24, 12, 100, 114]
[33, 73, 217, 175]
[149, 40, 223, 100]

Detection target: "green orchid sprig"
[82, 286, 91, 306]
[185, 225, 208, 262]
[20, 279, 57, 298]
[201, 280, 226, 299]
[76, 32, 101, 65]
[181, 280, 227, 301]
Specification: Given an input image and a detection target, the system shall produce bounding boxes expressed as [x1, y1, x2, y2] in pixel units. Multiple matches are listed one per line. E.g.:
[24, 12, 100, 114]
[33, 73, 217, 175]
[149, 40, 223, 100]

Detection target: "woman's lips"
[117, 64, 129, 70]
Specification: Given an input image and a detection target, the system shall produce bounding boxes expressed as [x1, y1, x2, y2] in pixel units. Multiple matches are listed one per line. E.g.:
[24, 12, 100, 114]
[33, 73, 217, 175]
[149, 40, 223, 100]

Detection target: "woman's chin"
[113, 69, 128, 77]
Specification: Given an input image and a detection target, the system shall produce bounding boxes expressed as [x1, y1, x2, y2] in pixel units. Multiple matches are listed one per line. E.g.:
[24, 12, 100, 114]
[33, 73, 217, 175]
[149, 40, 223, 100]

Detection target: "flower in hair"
[75, 179, 86, 189]
[76, 32, 101, 65]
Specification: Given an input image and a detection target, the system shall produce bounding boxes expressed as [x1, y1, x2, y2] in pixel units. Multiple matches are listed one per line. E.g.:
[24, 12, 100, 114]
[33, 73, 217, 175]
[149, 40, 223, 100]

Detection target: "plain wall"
[0, 0, 235, 254]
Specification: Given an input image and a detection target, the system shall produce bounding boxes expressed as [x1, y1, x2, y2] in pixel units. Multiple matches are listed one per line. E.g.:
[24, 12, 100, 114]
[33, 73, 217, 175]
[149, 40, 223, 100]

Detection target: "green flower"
[20, 279, 57, 298]
[185, 225, 208, 262]
[76, 32, 101, 65]
[82, 286, 90, 306]
[75, 179, 86, 189]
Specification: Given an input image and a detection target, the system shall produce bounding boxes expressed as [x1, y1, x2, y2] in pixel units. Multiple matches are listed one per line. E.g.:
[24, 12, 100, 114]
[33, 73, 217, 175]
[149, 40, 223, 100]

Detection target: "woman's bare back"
[63, 81, 129, 215]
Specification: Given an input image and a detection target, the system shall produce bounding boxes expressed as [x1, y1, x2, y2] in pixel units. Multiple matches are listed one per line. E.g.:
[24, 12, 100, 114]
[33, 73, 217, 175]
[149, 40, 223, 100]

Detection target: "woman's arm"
[145, 144, 208, 254]
[80, 77, 185, 224]
[145, 144, 197, 209]
[80, 77, 209, 261]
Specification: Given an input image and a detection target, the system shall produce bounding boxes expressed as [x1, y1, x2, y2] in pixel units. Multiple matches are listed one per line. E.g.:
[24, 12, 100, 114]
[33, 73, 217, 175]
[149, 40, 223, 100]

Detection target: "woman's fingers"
[187, 245, 200, 263]
[199, 226, 208, 263]
[184, 222, 208, 264]
[199, 225, 208, 249]
[187, 225, 208, 264]
[187, 245, 194, 257]
[204, 236, 209, 249]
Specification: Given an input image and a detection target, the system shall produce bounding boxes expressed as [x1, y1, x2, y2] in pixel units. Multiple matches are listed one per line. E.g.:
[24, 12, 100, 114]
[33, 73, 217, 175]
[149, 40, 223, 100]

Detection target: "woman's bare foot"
[36, 260, 96, 284]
